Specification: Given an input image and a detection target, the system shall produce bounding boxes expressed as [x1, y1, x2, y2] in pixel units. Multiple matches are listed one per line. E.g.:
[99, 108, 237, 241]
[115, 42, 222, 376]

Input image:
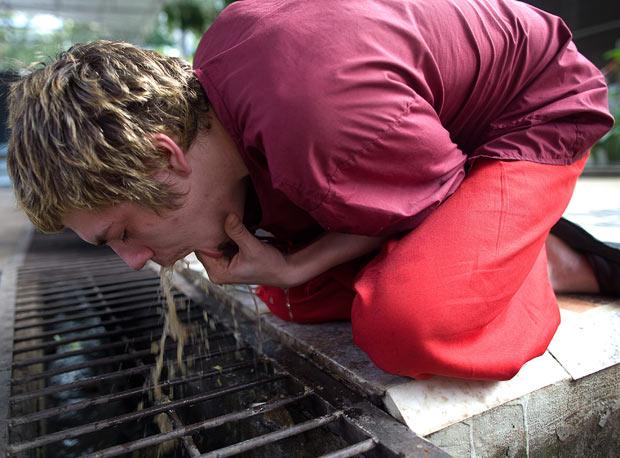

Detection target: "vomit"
[147, 260, 265, 454]
[147, 265, 194, 454]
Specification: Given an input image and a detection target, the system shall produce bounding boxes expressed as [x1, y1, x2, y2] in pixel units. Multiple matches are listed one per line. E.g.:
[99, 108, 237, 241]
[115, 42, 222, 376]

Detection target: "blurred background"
[0, 0, 619, 188]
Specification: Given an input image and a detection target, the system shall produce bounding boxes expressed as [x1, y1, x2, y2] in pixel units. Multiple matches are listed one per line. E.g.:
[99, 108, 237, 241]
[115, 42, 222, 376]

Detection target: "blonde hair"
[7, 40, 210, 232]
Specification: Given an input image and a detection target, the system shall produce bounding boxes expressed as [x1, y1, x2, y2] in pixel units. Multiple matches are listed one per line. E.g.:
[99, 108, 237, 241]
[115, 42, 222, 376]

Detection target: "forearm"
[285, 232, 387, 287]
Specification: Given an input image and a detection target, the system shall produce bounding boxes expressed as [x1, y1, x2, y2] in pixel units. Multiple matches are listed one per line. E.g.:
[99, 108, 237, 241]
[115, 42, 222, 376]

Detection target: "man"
[7, 0, 617, 380]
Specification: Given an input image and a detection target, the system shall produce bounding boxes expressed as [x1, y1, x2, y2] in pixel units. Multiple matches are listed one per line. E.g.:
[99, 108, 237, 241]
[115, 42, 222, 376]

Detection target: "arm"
[197, 214, 387, 288]
[285, 232, 386, 287]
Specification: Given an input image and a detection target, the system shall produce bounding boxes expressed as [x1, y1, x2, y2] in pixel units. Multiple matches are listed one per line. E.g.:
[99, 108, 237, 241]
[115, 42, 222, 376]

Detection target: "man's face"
[63, 113, 249, 270]
[64, 201, 227, 269]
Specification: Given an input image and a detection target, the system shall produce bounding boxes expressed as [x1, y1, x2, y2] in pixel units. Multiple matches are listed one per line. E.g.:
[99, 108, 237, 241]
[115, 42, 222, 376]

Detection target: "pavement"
[0, 188, 31, 270]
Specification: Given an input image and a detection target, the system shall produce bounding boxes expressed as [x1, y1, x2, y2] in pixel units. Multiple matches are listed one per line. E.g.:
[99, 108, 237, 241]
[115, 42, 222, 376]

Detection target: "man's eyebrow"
[93, 224, 112, 246]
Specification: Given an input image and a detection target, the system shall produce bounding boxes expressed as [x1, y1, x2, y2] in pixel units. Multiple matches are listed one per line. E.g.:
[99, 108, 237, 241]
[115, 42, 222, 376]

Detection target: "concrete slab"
[260, 317, 408, 399]
[549, 301, 620, 379]
[426, 364, 620, 458]
[562, 176, 620, 244]
[383, 352, 569, 436]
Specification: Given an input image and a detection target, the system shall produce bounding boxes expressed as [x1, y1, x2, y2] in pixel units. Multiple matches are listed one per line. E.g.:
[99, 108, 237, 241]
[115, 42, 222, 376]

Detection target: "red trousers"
[258, 156, 588, 380]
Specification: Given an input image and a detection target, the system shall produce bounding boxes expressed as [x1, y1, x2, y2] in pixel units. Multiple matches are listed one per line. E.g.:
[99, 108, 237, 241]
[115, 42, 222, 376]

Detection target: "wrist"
[279, 253, 310, 288]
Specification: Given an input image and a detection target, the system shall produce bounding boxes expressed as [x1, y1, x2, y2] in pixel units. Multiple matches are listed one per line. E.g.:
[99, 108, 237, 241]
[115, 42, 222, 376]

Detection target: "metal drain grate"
[1, 231, 447, 457]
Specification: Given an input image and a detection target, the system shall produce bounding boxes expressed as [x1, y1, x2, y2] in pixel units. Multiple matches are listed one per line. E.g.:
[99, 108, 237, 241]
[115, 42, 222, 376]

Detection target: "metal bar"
[16, 276, 159, 301]
[9, 366, 152, 403]
[17, 263, 138, 279]
[13, 300, 162, 330]
[19, 274, 159, 298]
[15, 271, 155, 296]
[12, 348, 155, 384]
[12, 330, 222, 384]
[16, 284, 163, 310]
[318, 438, 377, 458]
[14, 291, 175, 319]
[200, 412, 342, 457]
[9, 361, 255, 426]
[12, 331, 231, 368]
[17, 262, 126, 279]
[13, 310, 168, 342]
[14, 285, 163, 312]
[7, 375, 288, 453]
[16, 271, 132, 287]
[10, 347, 250, 403]
[17, 260, 137, 275]
[12, 322, 164, 354]
[19, 250, 117, 263]
[16, 275, 149, 296]
[12, 336, 144, 368]
[168, 409, 202, 457]
[17, 256, 119, 272]
[81, 394, 308, 458]
[13, 305, 202, 343]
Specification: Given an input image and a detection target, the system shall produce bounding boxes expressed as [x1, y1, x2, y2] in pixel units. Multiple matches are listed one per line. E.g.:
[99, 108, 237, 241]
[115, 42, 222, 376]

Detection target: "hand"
[196, 214, 293, 287]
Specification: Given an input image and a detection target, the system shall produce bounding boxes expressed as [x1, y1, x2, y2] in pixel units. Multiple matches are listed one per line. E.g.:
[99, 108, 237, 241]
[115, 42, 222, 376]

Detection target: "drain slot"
[3, 231, 445, 457]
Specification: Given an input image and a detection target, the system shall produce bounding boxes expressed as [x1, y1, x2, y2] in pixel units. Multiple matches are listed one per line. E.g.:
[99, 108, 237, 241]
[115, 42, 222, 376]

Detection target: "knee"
[350, 277, 451, 376]
[350, 274, 525, 380]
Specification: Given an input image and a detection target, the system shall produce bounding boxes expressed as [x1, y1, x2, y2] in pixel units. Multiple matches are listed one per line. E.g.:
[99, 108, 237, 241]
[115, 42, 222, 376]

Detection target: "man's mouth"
[196, 241, 239, 260]
[196, 249, 223, 258]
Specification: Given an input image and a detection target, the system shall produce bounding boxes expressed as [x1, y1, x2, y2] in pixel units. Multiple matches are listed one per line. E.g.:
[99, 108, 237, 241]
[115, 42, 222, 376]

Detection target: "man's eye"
[121, 230, 128, 242]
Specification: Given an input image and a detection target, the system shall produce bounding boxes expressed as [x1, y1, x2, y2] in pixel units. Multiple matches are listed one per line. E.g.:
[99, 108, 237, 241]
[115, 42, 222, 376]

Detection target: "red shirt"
[193, 0, 613, 240]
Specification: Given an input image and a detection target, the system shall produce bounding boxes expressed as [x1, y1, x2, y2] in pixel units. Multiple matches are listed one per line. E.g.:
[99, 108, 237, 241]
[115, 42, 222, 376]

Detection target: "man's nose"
[110, 244, 154, 270]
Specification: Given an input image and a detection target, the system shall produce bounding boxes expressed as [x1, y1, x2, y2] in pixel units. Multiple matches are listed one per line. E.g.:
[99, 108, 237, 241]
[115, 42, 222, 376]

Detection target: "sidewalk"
[0, 188, 31, 270]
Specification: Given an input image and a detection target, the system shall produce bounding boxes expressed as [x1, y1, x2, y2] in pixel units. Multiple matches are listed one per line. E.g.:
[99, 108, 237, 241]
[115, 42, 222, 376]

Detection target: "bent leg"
[351, 157, 587, 380]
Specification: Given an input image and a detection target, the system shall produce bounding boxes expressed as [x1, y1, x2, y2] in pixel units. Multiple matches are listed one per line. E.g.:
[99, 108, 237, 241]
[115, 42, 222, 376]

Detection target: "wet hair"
[7, 40, 210, 232]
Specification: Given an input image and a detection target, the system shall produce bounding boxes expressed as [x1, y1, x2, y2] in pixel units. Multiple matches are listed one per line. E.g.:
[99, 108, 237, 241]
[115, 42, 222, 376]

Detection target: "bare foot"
[546, 233, 600, 293]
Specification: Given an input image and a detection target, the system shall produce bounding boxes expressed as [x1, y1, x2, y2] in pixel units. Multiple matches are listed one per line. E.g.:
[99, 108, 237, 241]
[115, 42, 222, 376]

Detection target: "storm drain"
[1, 231, 447, 457]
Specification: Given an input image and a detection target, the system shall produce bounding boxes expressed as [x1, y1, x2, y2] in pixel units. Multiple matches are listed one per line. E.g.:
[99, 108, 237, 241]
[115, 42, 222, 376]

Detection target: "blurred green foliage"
[0, 12, 102, 71]
[591, 43, 620, 165]
[159, 0, 236, 58]
[0, 1, 237, 70]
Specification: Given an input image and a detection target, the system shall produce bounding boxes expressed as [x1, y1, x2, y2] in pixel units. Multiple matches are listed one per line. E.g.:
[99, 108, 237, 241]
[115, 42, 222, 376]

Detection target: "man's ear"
[153, 133, 192, 176]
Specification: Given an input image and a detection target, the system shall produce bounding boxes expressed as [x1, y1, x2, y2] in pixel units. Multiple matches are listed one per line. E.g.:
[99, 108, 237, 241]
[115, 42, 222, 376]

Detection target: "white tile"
[183, 253, 206, 273]
[548, 303, 620, 380]
[383, 352, 569, 437]
[562, 177, 620, 244]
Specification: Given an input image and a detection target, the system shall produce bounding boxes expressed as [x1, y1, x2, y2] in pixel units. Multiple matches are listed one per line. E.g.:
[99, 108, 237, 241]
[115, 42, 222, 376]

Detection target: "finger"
[224, 214, 259, 254]
[196, 252, 229, 283]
